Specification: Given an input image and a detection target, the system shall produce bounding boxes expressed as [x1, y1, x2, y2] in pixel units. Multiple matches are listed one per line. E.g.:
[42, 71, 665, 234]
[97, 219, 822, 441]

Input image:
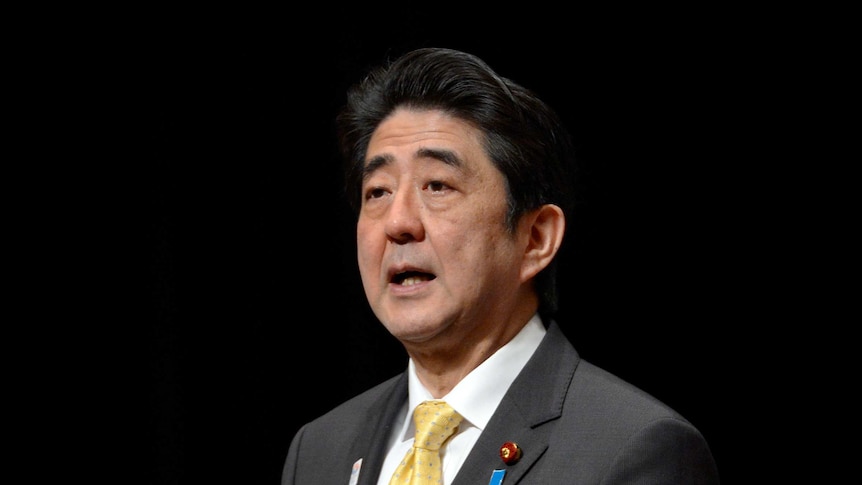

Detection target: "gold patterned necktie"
[389, 400, 463, 485]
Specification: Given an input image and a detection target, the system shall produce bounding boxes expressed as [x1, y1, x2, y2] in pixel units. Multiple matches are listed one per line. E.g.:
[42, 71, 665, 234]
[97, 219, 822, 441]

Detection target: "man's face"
[357, 108, 526, 346]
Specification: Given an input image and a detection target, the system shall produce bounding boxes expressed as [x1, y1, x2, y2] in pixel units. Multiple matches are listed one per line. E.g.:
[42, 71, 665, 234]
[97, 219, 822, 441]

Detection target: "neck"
[406, 304, 537, 399]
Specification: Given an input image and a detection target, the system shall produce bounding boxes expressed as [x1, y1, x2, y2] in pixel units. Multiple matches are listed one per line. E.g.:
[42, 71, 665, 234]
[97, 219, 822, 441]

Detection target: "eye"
[426, 180, 448, 193]
[365, 187, 389, 200]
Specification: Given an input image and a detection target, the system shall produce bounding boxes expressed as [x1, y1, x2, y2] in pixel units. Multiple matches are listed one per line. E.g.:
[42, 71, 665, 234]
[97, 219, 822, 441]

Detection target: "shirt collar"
[400, 313, 547, 439]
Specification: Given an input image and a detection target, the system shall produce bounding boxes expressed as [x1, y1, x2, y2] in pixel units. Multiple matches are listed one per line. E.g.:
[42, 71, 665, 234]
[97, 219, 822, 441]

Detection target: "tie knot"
[412, 401, 463, 451]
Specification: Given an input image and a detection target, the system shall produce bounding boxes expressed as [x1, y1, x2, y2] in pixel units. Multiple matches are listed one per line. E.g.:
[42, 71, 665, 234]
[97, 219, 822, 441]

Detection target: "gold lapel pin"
[499, 442, 522, 465]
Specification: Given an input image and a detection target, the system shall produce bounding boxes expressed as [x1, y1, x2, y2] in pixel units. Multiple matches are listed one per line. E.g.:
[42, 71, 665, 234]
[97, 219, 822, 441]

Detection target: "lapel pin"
[488, 469, 506, 485]
[499, 441, 522, 465]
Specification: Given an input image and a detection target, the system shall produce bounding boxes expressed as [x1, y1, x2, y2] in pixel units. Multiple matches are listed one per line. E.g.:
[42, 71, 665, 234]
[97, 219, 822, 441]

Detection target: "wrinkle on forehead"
[363, 115, 481, 183]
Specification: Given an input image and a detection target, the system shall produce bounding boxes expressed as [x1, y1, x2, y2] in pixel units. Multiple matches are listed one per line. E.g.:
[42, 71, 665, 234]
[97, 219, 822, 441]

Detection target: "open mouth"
[392, 271, 436, 286]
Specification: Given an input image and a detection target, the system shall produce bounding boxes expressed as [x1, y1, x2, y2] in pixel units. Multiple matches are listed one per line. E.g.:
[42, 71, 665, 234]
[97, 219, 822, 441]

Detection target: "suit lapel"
[355, 373, 409, 485]
[452, 320, 580, 485]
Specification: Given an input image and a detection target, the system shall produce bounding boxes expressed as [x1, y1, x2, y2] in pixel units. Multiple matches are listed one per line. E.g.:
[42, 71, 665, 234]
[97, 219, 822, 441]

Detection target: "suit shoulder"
[572, 359, 689, 423]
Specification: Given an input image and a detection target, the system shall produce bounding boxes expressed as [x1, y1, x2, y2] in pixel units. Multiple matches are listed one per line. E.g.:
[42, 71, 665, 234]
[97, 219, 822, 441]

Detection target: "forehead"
[366, 108, 488, 168]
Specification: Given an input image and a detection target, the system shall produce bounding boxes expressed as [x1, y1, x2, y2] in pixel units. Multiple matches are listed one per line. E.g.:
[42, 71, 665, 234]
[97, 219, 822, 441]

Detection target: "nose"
[384, 187, 425, 244]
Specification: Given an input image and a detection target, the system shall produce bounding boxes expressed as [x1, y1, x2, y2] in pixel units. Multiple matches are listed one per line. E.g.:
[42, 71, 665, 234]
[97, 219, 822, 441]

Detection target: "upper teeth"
[401, 276, 423, 286]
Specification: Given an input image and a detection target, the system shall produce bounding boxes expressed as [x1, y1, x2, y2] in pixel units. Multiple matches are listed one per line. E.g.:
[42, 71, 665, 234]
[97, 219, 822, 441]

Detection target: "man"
[282, 47, 719, 484]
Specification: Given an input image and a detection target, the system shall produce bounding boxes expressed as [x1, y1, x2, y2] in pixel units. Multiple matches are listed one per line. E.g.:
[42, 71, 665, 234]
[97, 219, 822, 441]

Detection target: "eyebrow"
[417, 147, 463, 168]
[363, 153, 393, 179]
[362, 147, 463, 181]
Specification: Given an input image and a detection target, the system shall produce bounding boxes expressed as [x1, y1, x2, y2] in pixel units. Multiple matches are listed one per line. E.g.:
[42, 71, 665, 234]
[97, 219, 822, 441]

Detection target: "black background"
[94, 7, 787, 484]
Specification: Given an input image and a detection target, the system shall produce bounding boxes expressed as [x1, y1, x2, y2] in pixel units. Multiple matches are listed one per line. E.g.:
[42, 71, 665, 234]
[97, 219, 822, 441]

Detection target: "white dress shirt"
[375, 314, 546, 485]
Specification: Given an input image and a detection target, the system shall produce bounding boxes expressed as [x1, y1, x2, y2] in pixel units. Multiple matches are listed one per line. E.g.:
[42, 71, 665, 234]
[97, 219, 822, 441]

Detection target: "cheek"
[356, 223, 381, 275]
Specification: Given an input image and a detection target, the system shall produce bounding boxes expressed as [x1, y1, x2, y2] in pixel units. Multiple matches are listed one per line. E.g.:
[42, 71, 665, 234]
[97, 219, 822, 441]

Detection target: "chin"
[384, 317, 443, 343]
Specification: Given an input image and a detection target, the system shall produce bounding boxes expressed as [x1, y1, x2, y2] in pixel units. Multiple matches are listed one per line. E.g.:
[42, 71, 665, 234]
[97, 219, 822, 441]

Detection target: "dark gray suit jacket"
[282, 320, 719, 484]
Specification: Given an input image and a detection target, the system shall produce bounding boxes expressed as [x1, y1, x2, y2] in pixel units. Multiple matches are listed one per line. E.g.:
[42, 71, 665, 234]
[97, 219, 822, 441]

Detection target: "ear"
[520, 204, 566, 282]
